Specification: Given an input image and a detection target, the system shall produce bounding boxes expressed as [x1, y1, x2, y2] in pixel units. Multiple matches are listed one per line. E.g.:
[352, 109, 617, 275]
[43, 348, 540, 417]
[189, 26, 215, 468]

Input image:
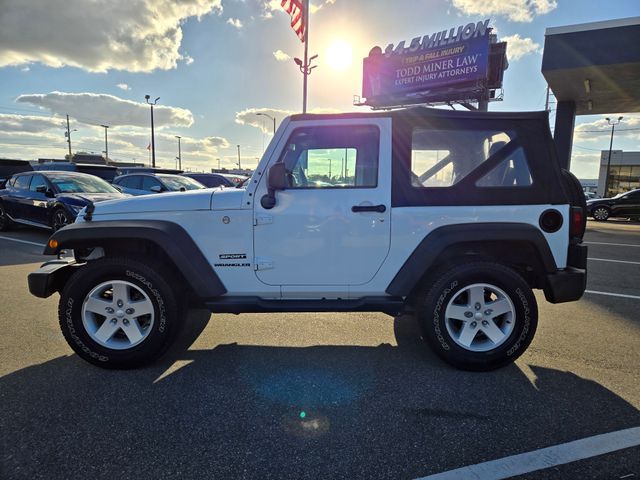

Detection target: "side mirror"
[267, 162, 287, 190]
[36, 185, 47, 193]
[261, 162, 287, 209]
[150, 185, 163, 193]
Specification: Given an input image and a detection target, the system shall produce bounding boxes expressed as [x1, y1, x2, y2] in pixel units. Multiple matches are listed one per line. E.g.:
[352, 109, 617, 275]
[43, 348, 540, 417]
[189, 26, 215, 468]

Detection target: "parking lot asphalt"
[0, 221, 639, 480]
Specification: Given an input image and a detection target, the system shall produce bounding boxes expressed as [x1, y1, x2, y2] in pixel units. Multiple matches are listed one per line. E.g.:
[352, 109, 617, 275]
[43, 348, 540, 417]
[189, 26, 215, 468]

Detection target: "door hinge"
[254, 257, 274, 270]
[254, 215, 273, 226]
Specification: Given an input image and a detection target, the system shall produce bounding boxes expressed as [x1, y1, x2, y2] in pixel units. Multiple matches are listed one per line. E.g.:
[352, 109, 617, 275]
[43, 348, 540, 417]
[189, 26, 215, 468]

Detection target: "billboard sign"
[362, 20, 494, 106]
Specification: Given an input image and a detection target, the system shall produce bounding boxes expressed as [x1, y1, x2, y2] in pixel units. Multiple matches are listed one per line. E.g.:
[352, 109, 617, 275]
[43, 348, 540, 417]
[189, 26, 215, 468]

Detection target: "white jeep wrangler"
[28, 107, 587, 371]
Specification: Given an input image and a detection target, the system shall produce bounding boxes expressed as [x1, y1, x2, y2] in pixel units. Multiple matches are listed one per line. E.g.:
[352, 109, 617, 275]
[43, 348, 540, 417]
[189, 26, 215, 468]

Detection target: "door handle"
[351, 204, 386, 213]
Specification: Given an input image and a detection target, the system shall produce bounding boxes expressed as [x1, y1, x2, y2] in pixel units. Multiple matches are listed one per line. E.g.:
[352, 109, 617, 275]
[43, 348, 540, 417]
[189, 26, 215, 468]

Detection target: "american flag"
[281, 0, 306, 42]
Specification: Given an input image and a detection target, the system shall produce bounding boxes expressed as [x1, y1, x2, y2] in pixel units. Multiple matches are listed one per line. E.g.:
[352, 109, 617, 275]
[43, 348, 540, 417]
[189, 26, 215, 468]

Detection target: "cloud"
[261, 0, 335, 18]
[116, 83, 131, 91]
[16, 91, 194, 128]
[501, 34, 541, 60]
[573, 114, 640, 143]
[451, 0, 557, 22]
[272, 50, 291, 62]
[0, 113, 62, 133]
[0, 0, 223, 73]
[20, 66, 30, 72]
[235, 107, 340, 133]
[227, 17, 243, 29]
[184, 56, 195, 65]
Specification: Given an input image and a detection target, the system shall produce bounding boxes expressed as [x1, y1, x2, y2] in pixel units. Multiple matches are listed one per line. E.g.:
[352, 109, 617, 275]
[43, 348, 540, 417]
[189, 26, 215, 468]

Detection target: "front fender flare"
[44, 220, 227, 299]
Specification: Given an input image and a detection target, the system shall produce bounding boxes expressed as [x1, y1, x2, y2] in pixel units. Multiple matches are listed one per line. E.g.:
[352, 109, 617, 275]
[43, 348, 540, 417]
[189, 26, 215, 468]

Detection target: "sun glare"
[326, 40, 353, 70]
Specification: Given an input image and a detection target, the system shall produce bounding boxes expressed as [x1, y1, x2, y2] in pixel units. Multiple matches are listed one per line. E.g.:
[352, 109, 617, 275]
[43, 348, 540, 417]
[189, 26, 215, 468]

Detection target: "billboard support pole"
[302, 0, 309, 114]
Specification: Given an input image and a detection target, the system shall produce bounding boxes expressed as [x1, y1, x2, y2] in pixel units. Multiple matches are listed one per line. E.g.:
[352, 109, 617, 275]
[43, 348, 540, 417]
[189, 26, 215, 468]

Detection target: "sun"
[326, 40, 353, 71]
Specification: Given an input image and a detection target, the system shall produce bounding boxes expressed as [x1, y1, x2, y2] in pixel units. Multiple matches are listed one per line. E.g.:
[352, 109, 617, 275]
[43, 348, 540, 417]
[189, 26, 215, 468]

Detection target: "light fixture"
[583, 79, 591, 94]
[587, 100, 593, 111]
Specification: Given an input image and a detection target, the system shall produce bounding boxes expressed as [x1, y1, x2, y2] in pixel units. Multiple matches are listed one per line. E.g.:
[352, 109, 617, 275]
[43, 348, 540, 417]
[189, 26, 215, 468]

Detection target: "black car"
[112, 173, 205, 195]
[33, 162, 119, 183]
[182, 172, 239, 188]
[0, 171, 126, 231]
[586, 188, 640, 221]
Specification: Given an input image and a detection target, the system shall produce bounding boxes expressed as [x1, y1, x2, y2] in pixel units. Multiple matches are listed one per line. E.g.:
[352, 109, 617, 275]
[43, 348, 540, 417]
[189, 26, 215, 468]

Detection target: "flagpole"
[302, 0, 309, 114]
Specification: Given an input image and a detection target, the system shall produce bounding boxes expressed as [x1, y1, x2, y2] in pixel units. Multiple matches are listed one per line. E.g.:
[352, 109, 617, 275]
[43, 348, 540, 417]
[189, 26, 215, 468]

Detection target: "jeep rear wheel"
[59, 256, 183, 369]
[417, 262, 538, 371]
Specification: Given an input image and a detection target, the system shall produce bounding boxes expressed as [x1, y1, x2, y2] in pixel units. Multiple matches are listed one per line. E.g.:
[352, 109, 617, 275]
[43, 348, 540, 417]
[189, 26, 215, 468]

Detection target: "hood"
[57, 192, 126, 206]
[211, 187, 246, 210]
[90, 188, 215, 216]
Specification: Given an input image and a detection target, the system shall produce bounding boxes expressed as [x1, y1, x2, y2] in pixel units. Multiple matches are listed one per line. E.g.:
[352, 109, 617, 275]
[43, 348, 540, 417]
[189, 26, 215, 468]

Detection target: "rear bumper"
[543, 243, 588, 303]
[28, 258, 79, 298]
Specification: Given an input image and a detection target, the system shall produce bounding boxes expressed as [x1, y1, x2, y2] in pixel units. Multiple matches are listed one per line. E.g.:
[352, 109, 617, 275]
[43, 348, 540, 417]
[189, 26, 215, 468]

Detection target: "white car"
[29, 107, 587, 371]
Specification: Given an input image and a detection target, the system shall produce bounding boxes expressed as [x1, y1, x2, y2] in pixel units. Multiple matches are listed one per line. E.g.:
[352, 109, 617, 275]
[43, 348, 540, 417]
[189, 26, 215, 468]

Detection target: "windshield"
[50, 174, 120, 194]
[159, 175, 205, 191]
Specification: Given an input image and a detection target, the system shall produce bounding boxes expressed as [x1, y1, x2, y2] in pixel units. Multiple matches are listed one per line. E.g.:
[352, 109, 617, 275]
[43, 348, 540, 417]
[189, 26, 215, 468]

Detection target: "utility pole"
[237, 145, 241, 170]
[545, 86, 550, 111]
[145, 95, 160, 168]
[604, 116, 623, 198]
[66, 115, 72, 160]
[175, 135, 182, 170]
[100, 125, 109, 162]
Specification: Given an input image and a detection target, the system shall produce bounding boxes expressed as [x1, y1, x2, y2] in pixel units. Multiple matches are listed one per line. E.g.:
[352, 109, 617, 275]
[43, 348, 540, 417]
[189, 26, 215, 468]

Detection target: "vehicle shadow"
[1, 313, 639, 480]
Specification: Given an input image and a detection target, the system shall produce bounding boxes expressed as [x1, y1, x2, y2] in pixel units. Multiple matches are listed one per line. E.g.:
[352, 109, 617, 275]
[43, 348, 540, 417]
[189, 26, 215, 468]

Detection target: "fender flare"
[385, 222, 558, 296]
[44, 220, 227, 298]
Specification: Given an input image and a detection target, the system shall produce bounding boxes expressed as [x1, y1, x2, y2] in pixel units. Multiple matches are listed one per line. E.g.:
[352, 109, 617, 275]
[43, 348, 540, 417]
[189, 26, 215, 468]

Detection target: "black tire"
[592, 206, 610, 221]
[0, 201, 12, 231]
[51, 207, 73, 231]
[417, 261, 538, 371]
[58, 256, 183, 369]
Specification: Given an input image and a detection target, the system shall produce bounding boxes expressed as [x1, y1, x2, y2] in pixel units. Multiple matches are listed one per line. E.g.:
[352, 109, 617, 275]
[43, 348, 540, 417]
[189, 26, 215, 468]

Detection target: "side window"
[476, 147, 533, 187]
[411, 129, 514, 188]
[14, 175, 31, 190]
[141, 176, 161, 191]
[279, 125, 379, 188]
[120, 176, 141, 189]
[29, 175, 48, 192]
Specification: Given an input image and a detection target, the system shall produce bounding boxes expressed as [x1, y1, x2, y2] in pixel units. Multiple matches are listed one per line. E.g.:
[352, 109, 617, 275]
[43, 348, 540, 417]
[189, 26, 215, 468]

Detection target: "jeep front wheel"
[417, 262, 538, 371]
[58, 256, 182, 369]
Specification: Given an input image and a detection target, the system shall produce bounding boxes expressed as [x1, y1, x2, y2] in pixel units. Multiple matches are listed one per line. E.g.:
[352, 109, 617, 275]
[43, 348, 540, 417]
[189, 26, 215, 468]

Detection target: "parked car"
[584, 191, 598, 200]
[29, 107, 587, 371]
[115, 167, 183, 176]
[587, 188, 640, 221]
[0, 171, 126, 231]
[0, 159, 33, 188]
[112, 173, 205, 195]
[182, 172, 240, 188]
[33, 162, 118, 183]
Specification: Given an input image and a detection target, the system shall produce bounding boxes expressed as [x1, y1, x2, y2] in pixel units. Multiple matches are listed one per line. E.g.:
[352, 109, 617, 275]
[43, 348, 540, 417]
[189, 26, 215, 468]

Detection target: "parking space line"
[0, 235, 46, 248]
[585, 290, 640, 300]
[585, 241, 640, 248]
[415, 426, 640, 480]
[588, 257, 640, 265]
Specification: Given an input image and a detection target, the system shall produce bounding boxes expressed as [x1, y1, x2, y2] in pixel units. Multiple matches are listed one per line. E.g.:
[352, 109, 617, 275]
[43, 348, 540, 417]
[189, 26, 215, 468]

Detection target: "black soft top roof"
[289, 106, 550, 122]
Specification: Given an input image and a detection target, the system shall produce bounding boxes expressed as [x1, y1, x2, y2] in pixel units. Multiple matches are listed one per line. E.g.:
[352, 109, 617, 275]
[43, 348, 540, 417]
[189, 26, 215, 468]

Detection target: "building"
[598, 150, 640, 197]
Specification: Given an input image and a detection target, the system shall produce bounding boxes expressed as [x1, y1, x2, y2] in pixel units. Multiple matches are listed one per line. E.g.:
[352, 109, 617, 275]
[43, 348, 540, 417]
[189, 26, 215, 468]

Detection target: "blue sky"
[0, 0, 638, 178]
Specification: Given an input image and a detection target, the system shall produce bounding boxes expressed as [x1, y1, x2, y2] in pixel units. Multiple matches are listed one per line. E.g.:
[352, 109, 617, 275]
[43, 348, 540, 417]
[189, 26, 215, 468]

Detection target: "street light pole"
[603, 116, 623, 198]
[66, 115, 72, 160]
[145, 95, 160, 168]
[256, 112, 276, 135]
[100, 125, 109, 162]
[175, 135, 182, 170]
[237, 144, 241, 170]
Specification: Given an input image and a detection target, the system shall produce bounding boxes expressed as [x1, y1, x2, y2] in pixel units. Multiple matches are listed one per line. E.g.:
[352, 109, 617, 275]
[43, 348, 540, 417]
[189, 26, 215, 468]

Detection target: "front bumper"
[28, 258, 79, 298]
